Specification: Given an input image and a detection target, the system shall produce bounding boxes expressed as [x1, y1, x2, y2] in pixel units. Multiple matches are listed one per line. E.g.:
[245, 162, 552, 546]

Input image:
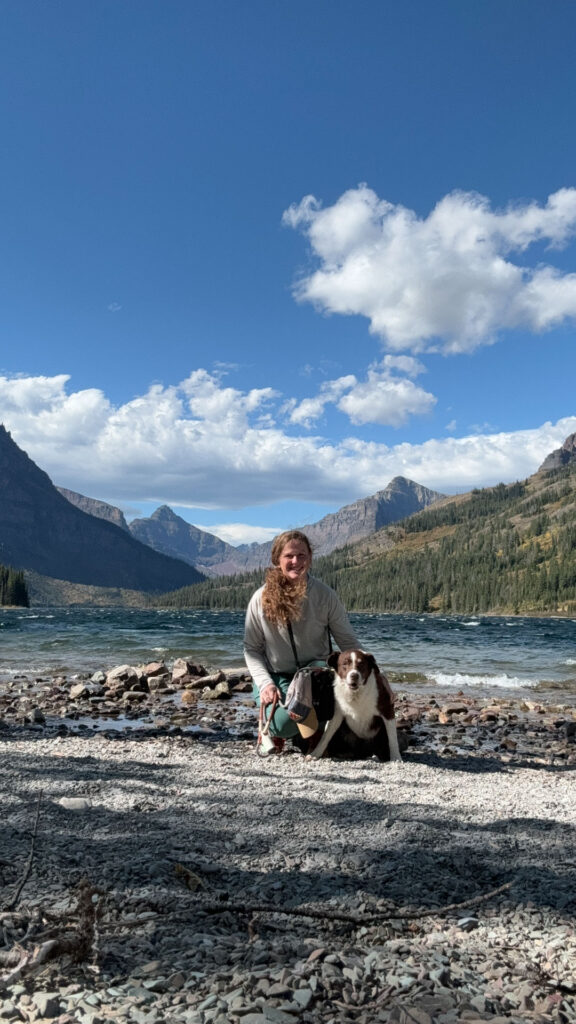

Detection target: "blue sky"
[1, 0, 576, 544]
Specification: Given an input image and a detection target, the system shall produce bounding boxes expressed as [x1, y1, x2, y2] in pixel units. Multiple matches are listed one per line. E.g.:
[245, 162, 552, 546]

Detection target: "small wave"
[566, 658, 576, 666]
[463, 621, 480, 627]
[533, 679, 576, 693]
[428, 671, 536, 691]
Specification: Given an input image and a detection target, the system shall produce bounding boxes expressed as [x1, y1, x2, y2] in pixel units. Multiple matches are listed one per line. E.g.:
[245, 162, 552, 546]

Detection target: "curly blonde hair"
[261, 530, 313, 626]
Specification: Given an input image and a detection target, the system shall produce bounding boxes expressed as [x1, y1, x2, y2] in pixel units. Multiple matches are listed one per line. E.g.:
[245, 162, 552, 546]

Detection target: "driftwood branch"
[113, 879, 513, 929]
[0, 879, 104, 989]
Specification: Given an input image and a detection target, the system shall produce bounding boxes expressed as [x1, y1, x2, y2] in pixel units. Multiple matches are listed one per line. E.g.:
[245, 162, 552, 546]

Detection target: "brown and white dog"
[309, 650, 402, 762]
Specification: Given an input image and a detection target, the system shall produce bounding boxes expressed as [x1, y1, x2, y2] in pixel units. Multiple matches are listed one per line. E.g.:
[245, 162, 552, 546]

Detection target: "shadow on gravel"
[406, 748, 576, 773]
[2, 739, 575, 925]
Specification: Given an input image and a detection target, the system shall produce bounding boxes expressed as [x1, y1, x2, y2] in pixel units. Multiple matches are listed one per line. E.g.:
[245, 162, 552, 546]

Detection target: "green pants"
[253, 661, 327, 739]
[253, 673, 299, 739]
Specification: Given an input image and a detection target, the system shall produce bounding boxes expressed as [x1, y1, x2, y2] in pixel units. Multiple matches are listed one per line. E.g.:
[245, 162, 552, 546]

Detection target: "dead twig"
[110, 879, 513, 929]
[2, 792, 42, 912]
[398, 879, 513, 920]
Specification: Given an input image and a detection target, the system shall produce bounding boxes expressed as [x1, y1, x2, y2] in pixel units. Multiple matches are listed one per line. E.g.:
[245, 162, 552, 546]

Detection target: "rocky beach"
[1, 660, 576, 1024]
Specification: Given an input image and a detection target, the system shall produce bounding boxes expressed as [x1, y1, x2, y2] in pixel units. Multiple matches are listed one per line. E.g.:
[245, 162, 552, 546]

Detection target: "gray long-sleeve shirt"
[243, 574, 359, 692]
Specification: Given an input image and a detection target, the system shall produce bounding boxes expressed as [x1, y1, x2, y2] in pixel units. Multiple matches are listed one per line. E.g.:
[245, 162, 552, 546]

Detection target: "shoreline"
[1, 660, 575, 766]
[4, 600, 576, 616]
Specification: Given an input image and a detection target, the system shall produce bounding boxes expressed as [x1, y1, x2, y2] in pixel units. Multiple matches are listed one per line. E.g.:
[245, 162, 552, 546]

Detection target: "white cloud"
[181, 369, 279, 428]
[286, 359, 434, 428]
[381, 354, 427, 376]
[337, 372, 436, 427]
[283, 186, 576, 353]
[286, 374, 356, 427]
[197, 523, 280, 546]
[1, 372, 574, 508]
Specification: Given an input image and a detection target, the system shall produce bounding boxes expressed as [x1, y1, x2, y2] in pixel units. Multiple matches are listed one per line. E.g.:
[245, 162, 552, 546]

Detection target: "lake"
[1, 607, 575, 704]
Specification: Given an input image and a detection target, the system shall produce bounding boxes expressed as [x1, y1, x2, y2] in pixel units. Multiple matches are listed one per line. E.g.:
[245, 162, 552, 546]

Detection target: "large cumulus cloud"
[1, 372, 574, 509]
[283, 186, 576, 352]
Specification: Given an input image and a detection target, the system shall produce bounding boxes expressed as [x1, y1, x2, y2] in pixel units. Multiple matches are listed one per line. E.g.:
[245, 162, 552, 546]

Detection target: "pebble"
[57, 796, 91, 811]
[31, 992, 62, 1018]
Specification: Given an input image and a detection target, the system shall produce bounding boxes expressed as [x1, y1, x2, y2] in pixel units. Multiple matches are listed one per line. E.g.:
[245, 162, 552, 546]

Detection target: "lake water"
[1, 607, 575, 705]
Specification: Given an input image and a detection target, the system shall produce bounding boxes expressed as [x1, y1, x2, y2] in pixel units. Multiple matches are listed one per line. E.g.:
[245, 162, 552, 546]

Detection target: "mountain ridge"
[0, 425, 204, 593]
[114, 475, 446, 574]
[160, 433, 576, 617]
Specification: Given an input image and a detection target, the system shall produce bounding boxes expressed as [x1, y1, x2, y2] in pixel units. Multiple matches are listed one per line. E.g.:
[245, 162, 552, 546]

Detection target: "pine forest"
[159, 465, 576, 617]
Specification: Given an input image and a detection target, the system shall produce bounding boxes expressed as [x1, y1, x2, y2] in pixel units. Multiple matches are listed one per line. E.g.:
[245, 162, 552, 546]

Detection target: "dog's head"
[327, 650, 378, 691]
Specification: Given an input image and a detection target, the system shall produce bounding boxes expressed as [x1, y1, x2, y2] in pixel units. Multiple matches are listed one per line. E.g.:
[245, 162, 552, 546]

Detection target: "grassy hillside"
[159, 464, 576, 616]
[25, 570, 154, 607]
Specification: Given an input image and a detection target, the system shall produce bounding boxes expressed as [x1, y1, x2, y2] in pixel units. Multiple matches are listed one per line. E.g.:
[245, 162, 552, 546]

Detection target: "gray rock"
[70, 681, 105, 699]
[57, 796, 91, 811]
[457, 916, 479, 931]
[147, 674, 171, 692]
[0, 1002, 23, 1021]
[292, 987, 313, 1008]
[32, 991, 62, 1018]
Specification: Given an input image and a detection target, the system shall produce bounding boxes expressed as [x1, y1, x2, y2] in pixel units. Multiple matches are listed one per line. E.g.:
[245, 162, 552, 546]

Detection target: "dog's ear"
[327, 651, 340, 671]
[361, 651, 378, 673]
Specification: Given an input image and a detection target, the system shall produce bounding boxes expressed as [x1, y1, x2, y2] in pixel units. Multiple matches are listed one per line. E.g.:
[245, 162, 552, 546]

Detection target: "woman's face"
[278, 539, 312, 582]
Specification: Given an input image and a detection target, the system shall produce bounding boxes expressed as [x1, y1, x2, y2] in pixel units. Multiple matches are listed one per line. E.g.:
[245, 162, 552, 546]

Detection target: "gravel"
[1, 696, 576, 1023]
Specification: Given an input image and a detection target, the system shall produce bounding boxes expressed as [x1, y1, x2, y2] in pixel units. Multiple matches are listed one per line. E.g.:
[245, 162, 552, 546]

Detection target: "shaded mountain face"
[538, 433, 576, 473]
[128, 506, 238, 574]
[126, 477, 446, 575]
[0, 425, 203, 592]
[57, 487, 130, 531]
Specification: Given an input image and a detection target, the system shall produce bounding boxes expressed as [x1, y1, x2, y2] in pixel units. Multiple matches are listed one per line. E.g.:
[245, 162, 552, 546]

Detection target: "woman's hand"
[260, 683, 280, 705]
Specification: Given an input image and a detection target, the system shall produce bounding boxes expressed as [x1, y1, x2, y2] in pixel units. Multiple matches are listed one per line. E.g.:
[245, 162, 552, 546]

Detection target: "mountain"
[161, 434, 576, 617]
[296, 477, 445, 557]
[57, 487, 130, 531]
[0, 425, 204, 593]
[129, 505, 239, 574]
[538, 432, 576, 472]
[127, 476, 445, 575]
[312, 444, 576, 616]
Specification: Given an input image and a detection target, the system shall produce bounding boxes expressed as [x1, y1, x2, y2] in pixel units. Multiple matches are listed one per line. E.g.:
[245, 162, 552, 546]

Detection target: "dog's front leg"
[308, 708, 344, 760]
[383, 718, 402, 762]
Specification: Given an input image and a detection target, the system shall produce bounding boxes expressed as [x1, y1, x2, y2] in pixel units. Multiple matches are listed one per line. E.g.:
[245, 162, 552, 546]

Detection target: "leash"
[256, 689, 279, 755]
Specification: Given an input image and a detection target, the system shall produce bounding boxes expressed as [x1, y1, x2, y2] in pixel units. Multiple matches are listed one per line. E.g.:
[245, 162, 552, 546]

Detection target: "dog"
[309, 650, 402, 762]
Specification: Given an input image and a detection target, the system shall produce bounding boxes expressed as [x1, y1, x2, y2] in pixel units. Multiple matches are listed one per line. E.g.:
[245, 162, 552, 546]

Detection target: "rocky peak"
[151, 505, 180, 521]
[58, 487, 130, 531]
[129, 506, 237, 570]
[538, 433, 576, 473]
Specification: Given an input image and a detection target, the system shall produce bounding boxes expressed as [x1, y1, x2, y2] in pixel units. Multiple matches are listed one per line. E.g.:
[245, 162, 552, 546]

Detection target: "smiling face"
[278, 539, 312, 583]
